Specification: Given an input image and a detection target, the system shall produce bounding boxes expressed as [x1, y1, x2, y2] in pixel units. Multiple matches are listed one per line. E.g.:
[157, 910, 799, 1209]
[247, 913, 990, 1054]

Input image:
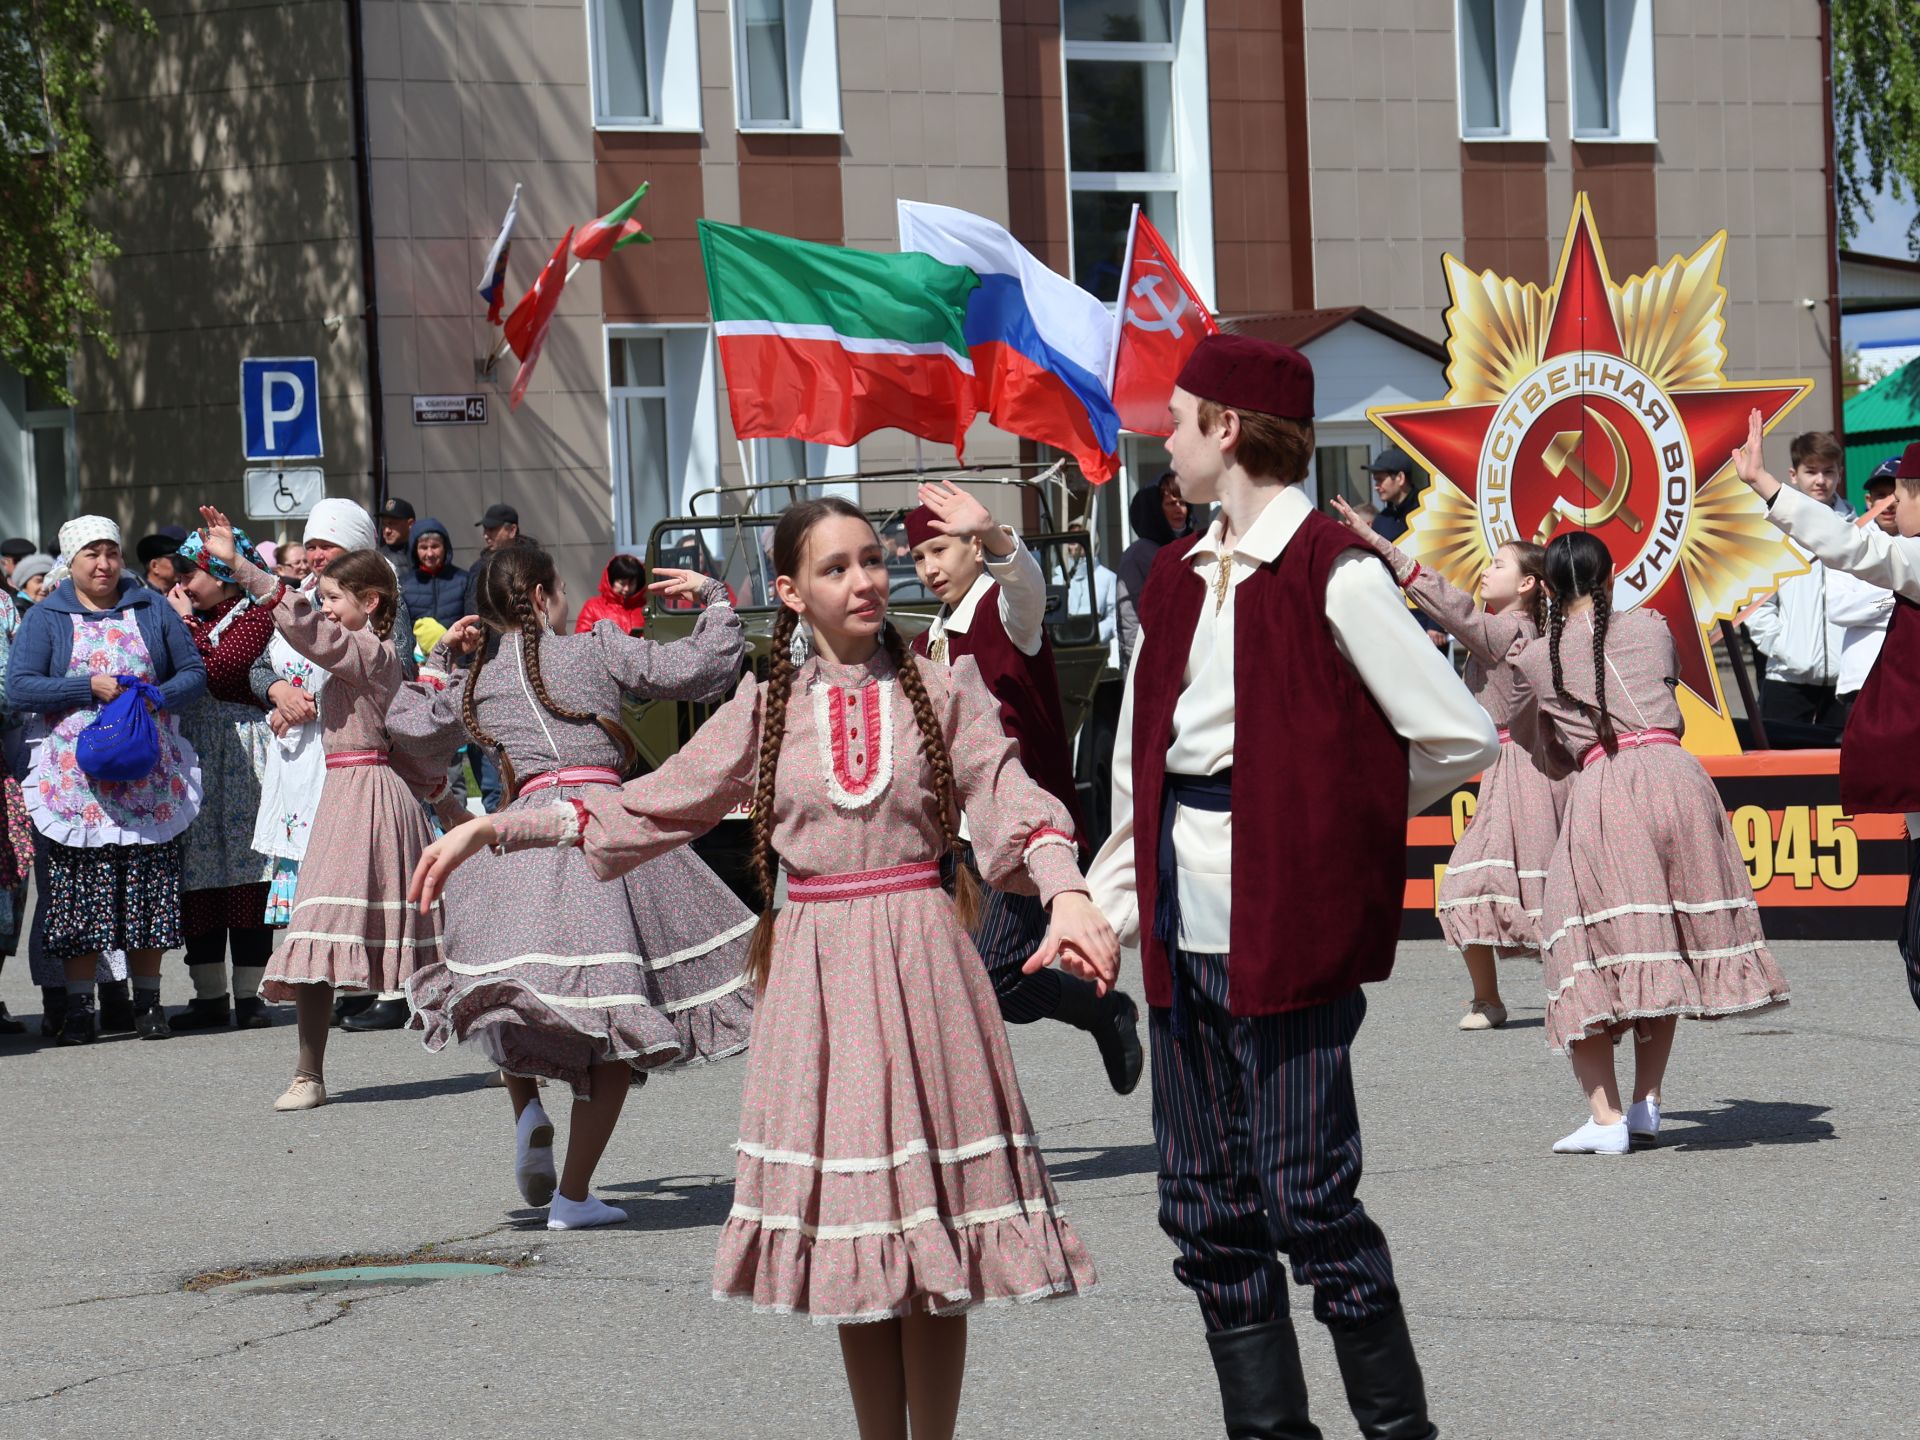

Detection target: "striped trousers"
[1152, 949, 1400, 1331]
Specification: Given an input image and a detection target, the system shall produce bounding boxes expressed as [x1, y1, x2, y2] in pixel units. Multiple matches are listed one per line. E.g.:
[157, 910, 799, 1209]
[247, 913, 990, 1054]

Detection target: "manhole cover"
[212, 1262, 508, 1295]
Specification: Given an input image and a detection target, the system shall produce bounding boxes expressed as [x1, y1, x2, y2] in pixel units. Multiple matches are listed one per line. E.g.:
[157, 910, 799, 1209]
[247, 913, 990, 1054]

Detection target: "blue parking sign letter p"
[242, 356, 322, 461]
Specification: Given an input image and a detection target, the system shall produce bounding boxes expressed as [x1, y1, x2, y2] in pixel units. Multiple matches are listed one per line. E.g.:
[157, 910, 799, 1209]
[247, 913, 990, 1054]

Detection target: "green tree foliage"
[1833, 0, 1920, 257]
[0, 0, 153, 403]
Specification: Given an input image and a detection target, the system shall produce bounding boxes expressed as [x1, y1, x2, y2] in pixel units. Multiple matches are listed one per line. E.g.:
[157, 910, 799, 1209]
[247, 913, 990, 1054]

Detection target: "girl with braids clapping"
[1510, 530, 1789, 1155]
[411, 498, 1116, 1440]
[1332, 496, 1568, 1030]
[401, 542, 754, 1230]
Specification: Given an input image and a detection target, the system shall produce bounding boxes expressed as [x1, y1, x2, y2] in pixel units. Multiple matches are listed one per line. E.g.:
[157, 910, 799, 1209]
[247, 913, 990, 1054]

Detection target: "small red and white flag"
[475, 183, 521, 327]
[1107, 210, 1218, 437]
[573, 182, 651, 263]
[502, 227, 574, 410]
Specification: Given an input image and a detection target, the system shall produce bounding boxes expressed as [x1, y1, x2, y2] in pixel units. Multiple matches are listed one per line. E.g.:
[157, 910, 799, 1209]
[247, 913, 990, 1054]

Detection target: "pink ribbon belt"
[1581, 728, 1681, 770]
[1496, 727, 1513, 744]
[325, 750, 389, 770]
[786, 861, 944, 904]
[518, 766, 623, 796]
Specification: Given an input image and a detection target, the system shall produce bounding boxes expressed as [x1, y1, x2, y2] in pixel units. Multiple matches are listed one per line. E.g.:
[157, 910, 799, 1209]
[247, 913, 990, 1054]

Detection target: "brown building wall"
[999, 0, 1068, 270]
[1208, 0, 1310, 313]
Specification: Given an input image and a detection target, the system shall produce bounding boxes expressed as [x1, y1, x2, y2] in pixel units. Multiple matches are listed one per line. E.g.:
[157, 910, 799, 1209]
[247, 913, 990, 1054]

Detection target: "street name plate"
[413, 394, 488, 426]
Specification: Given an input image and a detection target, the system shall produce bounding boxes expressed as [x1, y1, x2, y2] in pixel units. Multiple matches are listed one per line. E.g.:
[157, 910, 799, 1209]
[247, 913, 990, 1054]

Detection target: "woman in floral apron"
[6, 516, 206, 1043]
[167, 527, 279, 1030]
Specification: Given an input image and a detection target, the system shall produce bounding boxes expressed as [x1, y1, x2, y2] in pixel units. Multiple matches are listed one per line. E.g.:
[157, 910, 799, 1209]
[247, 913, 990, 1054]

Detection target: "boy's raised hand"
[916, 479, 995, 539]
[1730, 408, 1782, 501]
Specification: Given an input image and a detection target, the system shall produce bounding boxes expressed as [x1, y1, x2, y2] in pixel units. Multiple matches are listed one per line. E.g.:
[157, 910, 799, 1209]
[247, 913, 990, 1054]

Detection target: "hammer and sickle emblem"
[1532, 408, 1645, 545]
[1126, 274, 1189, 337]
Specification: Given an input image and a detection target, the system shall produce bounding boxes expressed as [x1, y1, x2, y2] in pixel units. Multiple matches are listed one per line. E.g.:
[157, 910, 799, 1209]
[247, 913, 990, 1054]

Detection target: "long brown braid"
[882, 619, 980, 932]
[461, 545, 600, 753]
[1544, 530, 1618, 756]
[743, 603, 800, 987]
[742, 496, 978, 988]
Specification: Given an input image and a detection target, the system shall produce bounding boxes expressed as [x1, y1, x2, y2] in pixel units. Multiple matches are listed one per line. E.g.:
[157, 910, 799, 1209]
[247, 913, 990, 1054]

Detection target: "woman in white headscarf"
[4, 517, 207, 1043]
[246, 501, 417, 1026]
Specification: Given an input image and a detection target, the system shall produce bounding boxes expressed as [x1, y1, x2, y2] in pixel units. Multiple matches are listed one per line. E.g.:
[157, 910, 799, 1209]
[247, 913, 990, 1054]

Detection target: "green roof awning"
[1844, 359, 1920, 491]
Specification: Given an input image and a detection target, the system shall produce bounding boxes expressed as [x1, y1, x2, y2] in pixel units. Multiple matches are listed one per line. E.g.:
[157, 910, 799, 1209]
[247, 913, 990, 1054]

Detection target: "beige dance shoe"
[1458, 1000, 1508, 1031]
[273, 1075, 328, 1112]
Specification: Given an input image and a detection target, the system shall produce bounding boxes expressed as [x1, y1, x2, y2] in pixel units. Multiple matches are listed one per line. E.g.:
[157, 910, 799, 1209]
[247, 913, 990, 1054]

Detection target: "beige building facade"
[23, 0, 1837, 605]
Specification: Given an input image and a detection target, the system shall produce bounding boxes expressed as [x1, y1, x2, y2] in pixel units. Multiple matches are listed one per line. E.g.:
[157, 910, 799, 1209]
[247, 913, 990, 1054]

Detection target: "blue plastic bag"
[76, 675, 166, 783]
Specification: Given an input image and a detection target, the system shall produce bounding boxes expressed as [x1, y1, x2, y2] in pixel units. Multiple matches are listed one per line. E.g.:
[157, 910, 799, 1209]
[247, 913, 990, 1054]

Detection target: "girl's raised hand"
[196, 506, 240, 564]
[408, 816, 499, 912]
[1730, 408, 1781, 500]
[1329, 494, 1371, 536]
[646, 567, 708, 601]
[915, 479, 994, 539]
[441, 615, 485, 656]
[1023, 891, 1120, 993]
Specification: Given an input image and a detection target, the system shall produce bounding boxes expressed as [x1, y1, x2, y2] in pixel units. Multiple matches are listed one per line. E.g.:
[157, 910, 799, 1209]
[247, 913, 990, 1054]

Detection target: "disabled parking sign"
[241, 357, 323, 461]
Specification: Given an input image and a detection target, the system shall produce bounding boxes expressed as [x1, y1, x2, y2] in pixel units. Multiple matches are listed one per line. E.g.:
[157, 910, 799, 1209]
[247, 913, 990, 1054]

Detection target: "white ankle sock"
[546, 1193, 628, 1230]
[1552, 1118, 1630, 1155]
[515, 1103, 557, 1206]
[188, 963, 227, 1001]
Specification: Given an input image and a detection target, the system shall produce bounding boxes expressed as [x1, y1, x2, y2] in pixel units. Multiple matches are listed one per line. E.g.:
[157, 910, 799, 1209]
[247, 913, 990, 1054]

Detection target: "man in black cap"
[1362, 447, 1446, 649]
[476, 502, 519, 553]
[136, 526, 189, 593]
[378, 497, 416, 565]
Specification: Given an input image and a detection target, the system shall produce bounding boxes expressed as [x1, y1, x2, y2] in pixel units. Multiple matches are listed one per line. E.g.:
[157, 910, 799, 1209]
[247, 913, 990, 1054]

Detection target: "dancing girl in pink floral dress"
[412, 497, 1118, 1440]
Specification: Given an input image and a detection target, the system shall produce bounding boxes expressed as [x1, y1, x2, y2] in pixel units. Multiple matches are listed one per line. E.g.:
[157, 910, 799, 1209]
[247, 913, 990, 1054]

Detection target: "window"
[1452, 0, 1545, 141]
[731, 0, 840, 132]
[1567, 0, 1655, 142]
[606, 326, 721, 548]
[1062, 0, 1213, 309]
[748, 436, 858, 500]
[589, 0, 702, 130]
[1311, 444, 1373, 512]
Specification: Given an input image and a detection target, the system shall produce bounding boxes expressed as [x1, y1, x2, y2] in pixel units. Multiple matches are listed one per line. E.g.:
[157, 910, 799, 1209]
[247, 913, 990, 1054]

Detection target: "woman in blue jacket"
[7, 516, 206, 1043]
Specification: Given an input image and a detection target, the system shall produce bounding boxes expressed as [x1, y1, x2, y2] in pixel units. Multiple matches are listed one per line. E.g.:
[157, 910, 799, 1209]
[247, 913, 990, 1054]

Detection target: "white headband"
[57, 515, 122, 560]
[304, 498, 378, 553]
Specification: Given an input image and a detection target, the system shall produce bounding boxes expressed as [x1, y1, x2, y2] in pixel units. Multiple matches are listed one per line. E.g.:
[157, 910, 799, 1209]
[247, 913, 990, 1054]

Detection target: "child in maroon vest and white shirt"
[1736, 423, 1920, 1006]
[1089, 334, 1498, 1438]
[906, 480, 1144, 1094]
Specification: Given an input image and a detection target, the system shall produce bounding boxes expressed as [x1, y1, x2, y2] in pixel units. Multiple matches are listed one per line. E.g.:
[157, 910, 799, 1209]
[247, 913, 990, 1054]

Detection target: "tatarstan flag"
[699, 219, 981, 453]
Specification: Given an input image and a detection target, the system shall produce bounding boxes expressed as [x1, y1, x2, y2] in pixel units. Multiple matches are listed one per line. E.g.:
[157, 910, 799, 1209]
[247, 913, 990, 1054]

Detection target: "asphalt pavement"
[3, 937, 1916, 1439]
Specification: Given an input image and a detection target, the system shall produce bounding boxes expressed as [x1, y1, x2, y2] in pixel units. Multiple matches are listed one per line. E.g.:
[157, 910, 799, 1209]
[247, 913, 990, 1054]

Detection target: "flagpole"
[1105, 204, 1141, 393]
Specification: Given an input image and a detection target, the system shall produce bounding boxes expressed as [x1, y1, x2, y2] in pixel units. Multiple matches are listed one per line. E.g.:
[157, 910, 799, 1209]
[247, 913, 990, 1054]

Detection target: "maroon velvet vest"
[1131, 509, 1410, 1016]
[912, 582, 1088, 840]
[1840, 595, 1920, 813]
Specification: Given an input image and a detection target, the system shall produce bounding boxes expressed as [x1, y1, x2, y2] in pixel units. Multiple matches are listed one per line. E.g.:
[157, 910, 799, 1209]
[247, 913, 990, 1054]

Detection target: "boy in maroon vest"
[905, 480, 1145, 1094]
[1735, 425, 1920, 1006]
[1089, 335, 1498, 1439]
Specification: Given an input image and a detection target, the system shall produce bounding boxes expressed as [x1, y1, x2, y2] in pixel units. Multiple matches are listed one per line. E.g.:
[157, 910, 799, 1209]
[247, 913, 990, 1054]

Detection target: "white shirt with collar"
[1088, 482, 1500, 953]
[923, 528, 1047, 662]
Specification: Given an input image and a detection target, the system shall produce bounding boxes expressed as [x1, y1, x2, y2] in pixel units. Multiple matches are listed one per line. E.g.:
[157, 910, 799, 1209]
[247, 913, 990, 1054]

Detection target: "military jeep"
[617, 470, 1116, 904]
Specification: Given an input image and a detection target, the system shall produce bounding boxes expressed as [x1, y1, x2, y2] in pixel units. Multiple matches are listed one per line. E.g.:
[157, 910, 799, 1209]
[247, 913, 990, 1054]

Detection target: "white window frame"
[605, 324, 723, 548]
[1566, 0, 1656, 143]
[729, 0, 842, 135]
[1452, 0, 1546, 142]
[1061, 0, 1216, 311]
[586, 0, 704, 133]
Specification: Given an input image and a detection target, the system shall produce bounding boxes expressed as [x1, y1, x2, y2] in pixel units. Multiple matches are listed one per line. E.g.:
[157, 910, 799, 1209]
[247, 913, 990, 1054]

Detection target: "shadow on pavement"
[1660, 1098, 1836, 1151]
[328, 1071, 499, 1104]
[598, 1172, 735, 1230]
[1036, 1142, 1161, 1184]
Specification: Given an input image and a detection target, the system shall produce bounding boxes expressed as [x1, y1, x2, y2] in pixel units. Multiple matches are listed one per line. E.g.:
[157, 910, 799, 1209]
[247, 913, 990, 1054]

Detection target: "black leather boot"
[332, 992, 376, 1027]
[341, 996, 409, 1031]
[98, 979, 135, 1034]
[1054, 976, 1145, 1094]
[171, 995, 233, 1031]
[1328, 1308, 1438, 1440]
[39, 987, 66, 1038]
[1206, 1319, 1324, 1439]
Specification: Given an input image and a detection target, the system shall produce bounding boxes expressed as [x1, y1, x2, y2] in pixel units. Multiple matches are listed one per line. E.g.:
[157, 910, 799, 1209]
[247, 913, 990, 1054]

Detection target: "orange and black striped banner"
[1402, 749, 1907, 942]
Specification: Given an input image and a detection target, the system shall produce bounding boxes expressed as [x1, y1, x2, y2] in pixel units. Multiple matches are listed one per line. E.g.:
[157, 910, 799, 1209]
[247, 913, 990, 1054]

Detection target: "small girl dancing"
[412, 498, 1116, 1440]
[1513, 530, 1790, 1154]
[197, 508, 442, 1112]
[403, 542, 756, 1230]
[1332, 496, 1569, 1029]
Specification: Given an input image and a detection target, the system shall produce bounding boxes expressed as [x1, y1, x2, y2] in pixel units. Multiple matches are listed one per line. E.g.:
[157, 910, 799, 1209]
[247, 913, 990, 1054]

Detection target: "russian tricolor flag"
[898, 201, 1121, 483]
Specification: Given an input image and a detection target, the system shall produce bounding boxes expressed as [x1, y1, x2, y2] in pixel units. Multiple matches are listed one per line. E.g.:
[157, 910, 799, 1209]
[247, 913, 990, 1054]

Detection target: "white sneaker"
[515, 1104, 557, 1207]
[1627, 1098, 1661, 1146]
[1552, 1118, 1630, 1155]
[546, 1193, 628, 1230]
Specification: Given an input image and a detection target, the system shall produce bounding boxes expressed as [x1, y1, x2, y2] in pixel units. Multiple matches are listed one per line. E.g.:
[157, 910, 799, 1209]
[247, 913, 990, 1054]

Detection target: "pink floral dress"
[24, 607, 202, 847]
